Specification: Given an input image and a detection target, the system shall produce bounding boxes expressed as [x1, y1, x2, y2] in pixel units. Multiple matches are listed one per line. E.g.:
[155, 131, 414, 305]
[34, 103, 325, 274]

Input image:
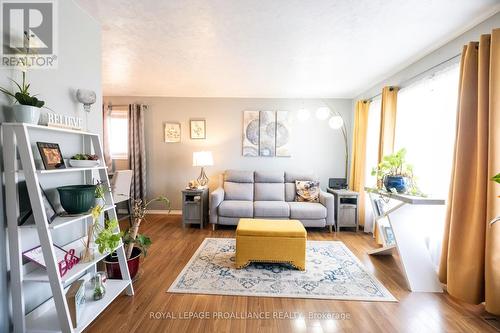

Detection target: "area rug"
[168, 238, 397, 302]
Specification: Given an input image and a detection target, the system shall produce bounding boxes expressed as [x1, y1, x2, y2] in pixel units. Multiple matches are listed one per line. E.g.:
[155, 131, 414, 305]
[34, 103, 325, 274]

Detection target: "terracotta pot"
[104, 247, 141, 280]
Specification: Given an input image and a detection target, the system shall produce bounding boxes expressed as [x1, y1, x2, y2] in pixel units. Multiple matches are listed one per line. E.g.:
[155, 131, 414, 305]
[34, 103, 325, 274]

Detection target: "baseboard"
[148, 209, 182, 215]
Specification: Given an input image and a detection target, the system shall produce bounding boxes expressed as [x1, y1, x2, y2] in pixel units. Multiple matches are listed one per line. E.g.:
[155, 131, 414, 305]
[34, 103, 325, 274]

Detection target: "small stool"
[235, 219, 307, 270]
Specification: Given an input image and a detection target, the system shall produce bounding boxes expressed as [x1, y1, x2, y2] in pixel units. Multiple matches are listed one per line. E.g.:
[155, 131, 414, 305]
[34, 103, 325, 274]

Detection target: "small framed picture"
[37, 142, 66, 170]
[190, 119, 206, 139]
[164, 122, 181, 143]
[40, 185, 58, 223]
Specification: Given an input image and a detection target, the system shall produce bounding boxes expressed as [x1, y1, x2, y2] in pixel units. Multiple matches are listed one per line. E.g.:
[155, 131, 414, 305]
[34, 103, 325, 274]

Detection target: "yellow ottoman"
[235, 219, 307, 270]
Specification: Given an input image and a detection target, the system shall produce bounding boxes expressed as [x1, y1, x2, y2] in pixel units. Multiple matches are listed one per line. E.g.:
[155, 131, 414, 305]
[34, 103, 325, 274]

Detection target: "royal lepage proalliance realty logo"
[1, 0, 58, 69]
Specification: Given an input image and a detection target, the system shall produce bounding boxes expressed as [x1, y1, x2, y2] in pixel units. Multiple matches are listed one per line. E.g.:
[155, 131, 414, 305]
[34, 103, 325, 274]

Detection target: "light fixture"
[76, 89, 96, 112]
[193, 151, 213, 187]
[328, 115, 344, 129]
[316, 106, 331, 120]
[297, 108, 310, 122]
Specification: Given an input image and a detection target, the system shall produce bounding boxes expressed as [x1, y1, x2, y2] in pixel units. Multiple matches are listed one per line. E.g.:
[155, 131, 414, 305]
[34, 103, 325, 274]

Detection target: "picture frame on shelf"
[190, 119, 206, 139]
[383, 226, 396, 246]
[66, 279, 86, 328]
[36, 142, 66, 170]
[164, 122, 181, 143]
[22, 244, 76, 274]
[40, 185, 59, 223]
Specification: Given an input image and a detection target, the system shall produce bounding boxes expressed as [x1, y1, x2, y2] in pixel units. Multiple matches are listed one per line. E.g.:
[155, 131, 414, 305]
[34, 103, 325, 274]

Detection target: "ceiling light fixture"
[297, 108, 310, 122]
[316, 106, 331, 120]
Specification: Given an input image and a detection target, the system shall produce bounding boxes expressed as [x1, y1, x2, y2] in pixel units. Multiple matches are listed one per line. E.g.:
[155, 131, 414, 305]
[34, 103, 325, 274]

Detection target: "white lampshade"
[193, 151, 213, 167]
[297, 108, 310, 122]
[328, 115, 344, 129]
[315, 106, 331, 120]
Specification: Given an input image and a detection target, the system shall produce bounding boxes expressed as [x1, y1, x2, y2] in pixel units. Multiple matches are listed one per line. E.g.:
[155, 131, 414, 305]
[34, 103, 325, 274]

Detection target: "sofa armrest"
[210, 187, 225, 224]
[319, 190, 335, 226]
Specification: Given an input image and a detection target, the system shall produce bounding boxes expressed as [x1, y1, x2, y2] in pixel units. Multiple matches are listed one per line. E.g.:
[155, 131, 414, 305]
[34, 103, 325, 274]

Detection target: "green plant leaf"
[493, 173, 500, 184]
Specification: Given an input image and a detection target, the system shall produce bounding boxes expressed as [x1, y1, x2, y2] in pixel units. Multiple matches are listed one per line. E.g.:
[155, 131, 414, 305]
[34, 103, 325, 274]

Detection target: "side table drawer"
[183, 203, 201, 220]
[338, 206, 356, 227]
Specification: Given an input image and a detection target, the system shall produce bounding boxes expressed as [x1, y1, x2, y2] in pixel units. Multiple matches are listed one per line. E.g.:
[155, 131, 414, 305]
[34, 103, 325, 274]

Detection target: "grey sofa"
[210, 170, 335, 232]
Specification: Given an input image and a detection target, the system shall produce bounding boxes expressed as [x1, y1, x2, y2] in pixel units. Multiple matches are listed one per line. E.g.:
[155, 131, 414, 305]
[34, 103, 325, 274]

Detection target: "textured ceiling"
[76, 0, 499, 98]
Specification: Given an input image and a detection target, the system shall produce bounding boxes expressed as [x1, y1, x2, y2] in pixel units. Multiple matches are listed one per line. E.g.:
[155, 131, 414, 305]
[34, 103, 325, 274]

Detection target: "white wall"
[0, 0, 101, 329]
[356, 12, 500, 100]
[103, 97, 352, 210]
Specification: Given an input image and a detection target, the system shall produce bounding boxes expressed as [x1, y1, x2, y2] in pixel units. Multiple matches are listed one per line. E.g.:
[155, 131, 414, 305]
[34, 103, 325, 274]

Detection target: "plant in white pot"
[0, 71, 46, 124]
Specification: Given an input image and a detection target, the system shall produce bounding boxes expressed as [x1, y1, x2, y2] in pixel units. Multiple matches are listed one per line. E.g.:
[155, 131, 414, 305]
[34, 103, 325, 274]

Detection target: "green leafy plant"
[94, 180, 108, 200]
[125, 195, 170, 259]
[493, 173, 500, 185]
[371, 148, 423, 196]
[0, 72, 45, 108]
[95, 219, 122, 255]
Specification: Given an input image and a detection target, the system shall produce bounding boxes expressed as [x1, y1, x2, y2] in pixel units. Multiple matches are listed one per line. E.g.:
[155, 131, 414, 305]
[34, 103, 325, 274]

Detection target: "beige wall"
[103, 97, 353, 210]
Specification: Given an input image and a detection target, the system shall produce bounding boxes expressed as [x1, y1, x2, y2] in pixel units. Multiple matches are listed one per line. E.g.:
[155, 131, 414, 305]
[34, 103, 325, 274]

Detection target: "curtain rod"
[107, 104, 129, 108]
[366, 53, 461, 102]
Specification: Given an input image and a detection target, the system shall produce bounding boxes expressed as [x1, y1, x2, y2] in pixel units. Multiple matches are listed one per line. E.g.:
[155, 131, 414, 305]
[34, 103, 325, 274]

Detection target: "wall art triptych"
[242, 110, 291, 157]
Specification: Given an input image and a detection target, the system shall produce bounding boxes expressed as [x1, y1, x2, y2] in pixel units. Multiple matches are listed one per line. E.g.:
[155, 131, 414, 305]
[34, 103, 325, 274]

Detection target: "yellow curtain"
[378, 86, 399, 163]
[349, 100, 370, 226]
[439, 30, 500, 315]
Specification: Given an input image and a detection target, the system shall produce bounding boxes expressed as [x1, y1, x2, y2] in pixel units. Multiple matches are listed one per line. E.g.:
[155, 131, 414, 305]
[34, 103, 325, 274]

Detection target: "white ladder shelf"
[2, 123, 134, 333]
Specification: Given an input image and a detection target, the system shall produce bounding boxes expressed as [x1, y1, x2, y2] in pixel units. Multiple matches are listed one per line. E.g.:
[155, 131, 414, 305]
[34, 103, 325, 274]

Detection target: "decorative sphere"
[316, 107, 331, 120]
[297, 108, 310, 122]
[328, 115, 344, 129]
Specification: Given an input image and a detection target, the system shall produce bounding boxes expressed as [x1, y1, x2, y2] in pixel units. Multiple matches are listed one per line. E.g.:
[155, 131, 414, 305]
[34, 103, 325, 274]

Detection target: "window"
[108, 109, 129, 159]
[363, 97, 382, 232]
[394, 62, 460, 267]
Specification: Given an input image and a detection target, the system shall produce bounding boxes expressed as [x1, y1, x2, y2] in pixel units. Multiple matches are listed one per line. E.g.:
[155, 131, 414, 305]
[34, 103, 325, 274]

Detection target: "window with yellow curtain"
[394, 62, 460, 267]
[363, 97, 381, 233]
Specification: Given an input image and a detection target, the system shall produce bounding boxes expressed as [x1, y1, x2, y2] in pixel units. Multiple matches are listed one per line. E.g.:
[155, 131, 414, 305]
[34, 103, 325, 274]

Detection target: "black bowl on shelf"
[57, 184, 96, 214]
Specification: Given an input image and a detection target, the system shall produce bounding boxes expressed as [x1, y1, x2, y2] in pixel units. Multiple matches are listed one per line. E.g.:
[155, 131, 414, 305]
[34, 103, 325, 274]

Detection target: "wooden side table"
[328, 189, 359, 232]
[182, 188, 208, 229]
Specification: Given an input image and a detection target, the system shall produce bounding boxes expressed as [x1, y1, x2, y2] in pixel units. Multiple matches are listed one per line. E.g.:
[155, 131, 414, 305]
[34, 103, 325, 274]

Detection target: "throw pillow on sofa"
[295, 180, 320, 202]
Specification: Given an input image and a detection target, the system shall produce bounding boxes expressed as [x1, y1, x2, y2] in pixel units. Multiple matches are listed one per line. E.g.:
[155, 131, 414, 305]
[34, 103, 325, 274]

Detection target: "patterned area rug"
[168, 238, 397, 302]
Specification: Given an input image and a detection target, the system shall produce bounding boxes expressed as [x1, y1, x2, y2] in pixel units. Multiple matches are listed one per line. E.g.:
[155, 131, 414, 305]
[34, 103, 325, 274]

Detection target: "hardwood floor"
[86, 215, 497, 333]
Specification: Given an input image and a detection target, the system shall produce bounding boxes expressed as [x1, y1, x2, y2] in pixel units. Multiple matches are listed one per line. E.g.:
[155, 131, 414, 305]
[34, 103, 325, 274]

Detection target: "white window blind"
[394, 62, 460, 267]
[108, 109, 129, 160]
[363, 97, 382, 232]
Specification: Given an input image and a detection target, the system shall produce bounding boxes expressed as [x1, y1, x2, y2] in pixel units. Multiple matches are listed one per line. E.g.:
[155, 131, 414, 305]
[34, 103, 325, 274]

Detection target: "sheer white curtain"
[363, 98, 381, 232]
[394, 62, 460, 267]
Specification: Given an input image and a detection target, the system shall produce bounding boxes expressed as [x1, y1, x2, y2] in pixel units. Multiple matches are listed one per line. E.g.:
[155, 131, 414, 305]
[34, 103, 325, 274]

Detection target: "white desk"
[365, 187, 445, 292]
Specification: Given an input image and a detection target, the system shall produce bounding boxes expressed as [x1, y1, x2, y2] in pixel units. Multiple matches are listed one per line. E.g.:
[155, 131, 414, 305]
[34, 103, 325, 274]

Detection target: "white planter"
[95, 197, 106, 207]
[13, 104, 41, 124]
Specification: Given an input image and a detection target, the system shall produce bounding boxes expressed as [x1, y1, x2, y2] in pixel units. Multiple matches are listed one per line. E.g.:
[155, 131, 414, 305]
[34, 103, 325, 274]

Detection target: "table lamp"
[193, 151, 213, 187]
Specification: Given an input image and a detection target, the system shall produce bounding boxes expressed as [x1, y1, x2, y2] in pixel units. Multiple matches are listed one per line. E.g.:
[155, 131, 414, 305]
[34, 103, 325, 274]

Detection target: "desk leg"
[389, 204, 443, 292]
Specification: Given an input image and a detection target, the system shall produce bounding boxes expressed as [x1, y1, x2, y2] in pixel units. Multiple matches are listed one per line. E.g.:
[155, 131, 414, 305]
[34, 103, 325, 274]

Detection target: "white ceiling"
[77, 0, 499, 98]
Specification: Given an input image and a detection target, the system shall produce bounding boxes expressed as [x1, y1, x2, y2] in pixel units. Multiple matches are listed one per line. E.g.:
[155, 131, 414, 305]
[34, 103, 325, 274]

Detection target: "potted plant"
[104, 196, 170, 280]
[94, 180, 108, 207]
[0, 71, 46, 124]
[371, 148, 422, 195]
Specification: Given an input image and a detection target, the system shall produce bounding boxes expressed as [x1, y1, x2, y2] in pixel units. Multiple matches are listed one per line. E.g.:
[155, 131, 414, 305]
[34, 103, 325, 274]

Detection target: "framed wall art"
[190, 119, 206, 139]
[164, 122, 181, 143]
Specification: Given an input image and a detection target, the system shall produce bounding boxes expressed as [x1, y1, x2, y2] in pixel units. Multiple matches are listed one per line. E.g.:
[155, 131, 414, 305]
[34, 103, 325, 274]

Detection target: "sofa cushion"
[295, 180, 320, 202]
[254, 201, 290, 218]
[254, 183, 285, 201]
[285, 183, 296, 202]
[285, 172, 315, 183]
[255, 171, 284, 183]
[224, 182, 254, 201]
[224, 170, 254, 183]
[219, 200, 253, 218]
[288, 202, 327, 219]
